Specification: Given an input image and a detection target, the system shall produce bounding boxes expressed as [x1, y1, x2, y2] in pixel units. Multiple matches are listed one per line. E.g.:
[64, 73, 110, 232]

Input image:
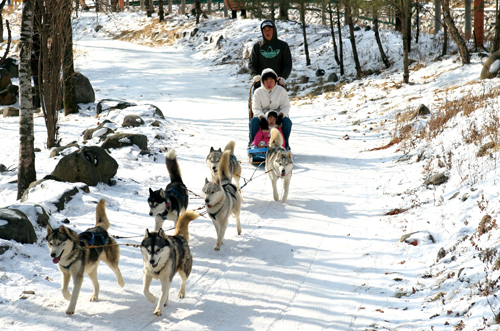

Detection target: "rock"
[425, 173, 448, 186]
[480, 50, 500, 79]
[147, 104, 165, 119]
[300, 76, 309, 84]
[83, 119, 115, 142]
[0, 208, 36, 244]
[0, 67, 12, 90]
[327, 73, 339, 83]
[75, 72, 95, 104]
[414, 104, 430, 118]
[477, 141, 496, 157]
[437, 247, 447, 261]
[2, 106, 18, 117]
[448, 191, 460, 200]
[7, 204, 51, 227]
[0, 89, 17, 105]
[122, 114, 145, 128]
[101, 133, 148, 151]
[49, 141, 80, 158]
[315, 69, 325, 77]
[96, 99, 137, 115]
[50, 146, 118, 186]
[151, 120, 161, 127]
[0, 58, 18, 78]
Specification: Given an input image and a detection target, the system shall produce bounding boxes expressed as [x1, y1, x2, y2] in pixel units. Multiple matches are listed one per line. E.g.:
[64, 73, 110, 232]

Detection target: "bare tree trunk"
[18, 0, 36, 200]
[63, 0, 77, 116]
[493, 0, 500, 53]
[442, 20, 448, 56]
[442, 0, 470, 64]
[406, 1, 411, 52]
[0, 0, 7, 43]
[374, 10, 390, 68]
[299, 1, 310, 66]
[434, 0, 441, 34]
[416, 0, 420, 43]
[146, 0, 153, 17]
[278, 0, 288, 20]
[159, 0, 164, 22]
[401, 0, 410, 83]
[345, 2, 361, 79]
[32, 0, 41, 109]
[195, 0, 201, 24]
[336, 1, 344, 76]
[465, 0, 471, 39]
[328, 2, 340, 65]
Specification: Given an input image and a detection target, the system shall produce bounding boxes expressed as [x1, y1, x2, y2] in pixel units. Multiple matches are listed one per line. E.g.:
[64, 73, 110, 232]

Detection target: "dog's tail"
[224, 140, 236, 155]
[218, 150, 232, 184]
[268, 128, 284, 149]
[95, 198, 110, 230]
[174, 210, 199, 243]
[165, 148, 184, 184]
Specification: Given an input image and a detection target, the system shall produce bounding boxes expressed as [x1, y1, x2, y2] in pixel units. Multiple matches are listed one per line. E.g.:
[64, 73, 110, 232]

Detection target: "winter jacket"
[252, 75, 290, 119]
[252, 126, 286, 148]
[248, 20, 293, 80]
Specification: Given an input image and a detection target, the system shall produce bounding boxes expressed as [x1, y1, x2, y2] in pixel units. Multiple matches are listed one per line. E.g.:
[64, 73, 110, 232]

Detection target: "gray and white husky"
[148, 148, 189, 231]
[206, 140, 241, 190]
[203, 150, 242, 250]
[265, 128, 293, 203]
[141, 211, 198, 316]
[46, 198, 125, 315]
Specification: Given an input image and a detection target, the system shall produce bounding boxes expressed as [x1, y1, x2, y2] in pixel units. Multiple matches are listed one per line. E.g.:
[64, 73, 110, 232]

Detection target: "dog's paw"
[117, 277, 125, 288]
[62, 290, 71, 301]
[145, 292, 156, 303]
[90, 294, 98, 302]
[153, 308, 163, 316]
[178, 291, 185, 299]
[213, 245, 220, 251]
[65, 308, 75, 315]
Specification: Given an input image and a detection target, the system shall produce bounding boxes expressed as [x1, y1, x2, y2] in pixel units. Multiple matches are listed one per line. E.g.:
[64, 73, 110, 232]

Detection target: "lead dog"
[148, 148, 189, 231]
[141, 210, 198, 316]
[46, 198, 125, 315]
[206, 140, 241, 190]
[203, 150, 242, 250]
[265, 128, 293, 203]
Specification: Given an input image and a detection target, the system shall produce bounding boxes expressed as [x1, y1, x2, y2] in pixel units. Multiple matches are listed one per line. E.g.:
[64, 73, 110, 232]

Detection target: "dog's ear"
[46, 223, 53, 235]
[149, 188, 153, 195]
[217, 148, 222, 152]
[159, 188, 165, 198]
[59, 225, 69, 235]
[158, 228, 165, 238]
[144, 229, 150, 239]
[210, 147, 214, 152]
[205, 178, 209, 184]
[287, 151, 293, 161]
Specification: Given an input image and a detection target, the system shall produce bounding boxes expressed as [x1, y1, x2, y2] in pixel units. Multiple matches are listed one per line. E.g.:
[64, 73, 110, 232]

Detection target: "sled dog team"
[46, 133, 293, 316]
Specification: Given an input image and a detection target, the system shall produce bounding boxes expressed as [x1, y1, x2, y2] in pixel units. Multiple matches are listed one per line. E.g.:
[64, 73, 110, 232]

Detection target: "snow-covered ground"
[1, 5, 500, 330]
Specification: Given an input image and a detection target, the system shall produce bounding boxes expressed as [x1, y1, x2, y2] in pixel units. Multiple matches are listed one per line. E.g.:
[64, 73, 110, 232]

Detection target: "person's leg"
[231, 10, 237, 19]
[249, 117, 261, 147]
[281, 117, 292, 149]
[241, 9, 247, 18]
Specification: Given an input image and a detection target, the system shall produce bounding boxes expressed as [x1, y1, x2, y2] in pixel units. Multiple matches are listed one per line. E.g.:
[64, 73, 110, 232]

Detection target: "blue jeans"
[249, 116, 292, 149]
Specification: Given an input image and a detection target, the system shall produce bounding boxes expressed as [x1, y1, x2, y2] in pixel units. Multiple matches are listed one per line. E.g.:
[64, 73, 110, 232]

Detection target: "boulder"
[414, 104, 430, 118]
[83, 119, 116, 142]
[7, 204, 51, 227]
[315, 69, 326, 77]
[2, 106, 18, 117]
[0, 67, 12, 90]
[101, 133, 148, 151]
[480, 50, 500, 79]
[122, 114, 145, 127]
[0, 58, 18, 78]
[0, 89, 17, 105]
[75, 72, 95, 104]
[425, 173, 448, 186]
[50, 146, 118, 186]
[147, 104, 165, 119]
[0, 208, 36, 244]
[327, 73, 339, 83]
[50, 141, 80, 158]
[96, 99, 137, 115]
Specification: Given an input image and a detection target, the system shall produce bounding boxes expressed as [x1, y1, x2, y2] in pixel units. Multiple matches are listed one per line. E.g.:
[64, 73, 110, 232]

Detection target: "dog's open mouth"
[281, 172, 286, 177]
[206, 203, 211, 208]
[52, 250, 64, 264]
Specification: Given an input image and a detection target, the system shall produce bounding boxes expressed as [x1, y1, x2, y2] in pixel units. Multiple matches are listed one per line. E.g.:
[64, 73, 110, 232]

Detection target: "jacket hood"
[261, 68, 278, 81]
[260, 19, 277, 43]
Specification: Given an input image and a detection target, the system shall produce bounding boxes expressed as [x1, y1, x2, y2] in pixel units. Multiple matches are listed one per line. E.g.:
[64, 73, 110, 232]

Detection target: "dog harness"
[207, 183, 238, 220]
[61, 232, 107, 270]
[159, 186, 187, 220]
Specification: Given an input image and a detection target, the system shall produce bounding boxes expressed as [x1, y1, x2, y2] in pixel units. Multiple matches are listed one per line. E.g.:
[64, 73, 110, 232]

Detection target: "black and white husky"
[206, 140, 241, 190]
[46, 198, 125, 315]
[148, 148, 189, 231]
[265, 128, 293, 203]
[141, 211, 198, 316]
[202, 150, 242, 250]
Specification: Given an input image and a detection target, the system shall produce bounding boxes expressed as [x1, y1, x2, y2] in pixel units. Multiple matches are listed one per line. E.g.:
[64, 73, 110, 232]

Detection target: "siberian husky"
[265, 128, 293, 203]
[148, 148, 189, 231]
[141, 210, 198, 316]
[206, 140, 241, 190]
[202, 150, 242, 250]
[46, 198, 125, 315]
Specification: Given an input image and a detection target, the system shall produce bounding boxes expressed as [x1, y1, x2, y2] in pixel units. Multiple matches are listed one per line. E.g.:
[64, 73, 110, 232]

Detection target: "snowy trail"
[56, 39, 405, 330]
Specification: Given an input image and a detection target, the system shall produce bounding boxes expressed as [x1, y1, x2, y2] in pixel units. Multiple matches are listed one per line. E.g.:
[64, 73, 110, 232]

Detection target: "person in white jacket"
[250, 68, 292, 150]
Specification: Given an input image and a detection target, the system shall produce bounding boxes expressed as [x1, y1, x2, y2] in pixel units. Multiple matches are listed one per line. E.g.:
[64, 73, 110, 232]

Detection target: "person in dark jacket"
[249, 20, 292, 88]
[248, 20, 292, 149]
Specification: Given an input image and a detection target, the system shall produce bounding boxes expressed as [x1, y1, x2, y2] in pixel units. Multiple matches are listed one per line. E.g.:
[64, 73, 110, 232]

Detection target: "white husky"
[265, 128, 293, 203]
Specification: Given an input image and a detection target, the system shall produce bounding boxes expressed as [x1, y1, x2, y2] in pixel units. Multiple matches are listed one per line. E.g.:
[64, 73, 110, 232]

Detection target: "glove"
[253, 75, 261, 83]
[260, 117, 268, 130]
[258, 141, 266, 148]
[277, 113, 284, 125]
[278, 77, 286, 86]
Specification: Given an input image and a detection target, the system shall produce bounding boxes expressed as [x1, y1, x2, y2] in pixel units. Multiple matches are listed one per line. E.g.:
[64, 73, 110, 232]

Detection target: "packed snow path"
[14, 39, 414, 330]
